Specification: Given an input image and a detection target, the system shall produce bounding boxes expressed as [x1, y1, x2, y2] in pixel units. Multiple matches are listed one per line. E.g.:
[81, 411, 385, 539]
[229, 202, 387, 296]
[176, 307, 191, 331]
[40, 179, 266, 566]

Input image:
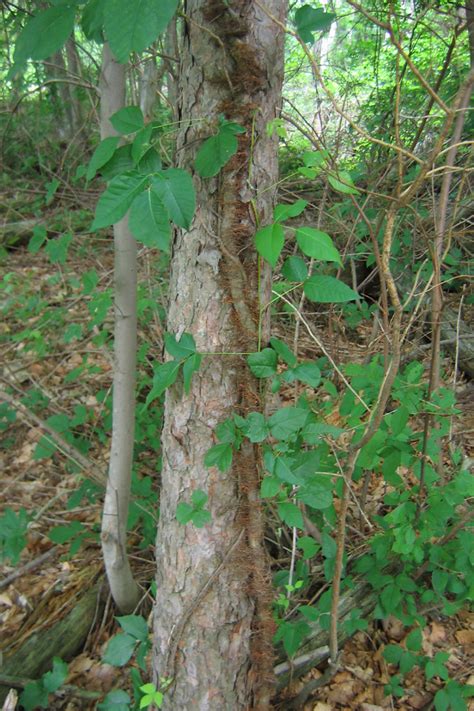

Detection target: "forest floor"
[1, 203, 473, 710]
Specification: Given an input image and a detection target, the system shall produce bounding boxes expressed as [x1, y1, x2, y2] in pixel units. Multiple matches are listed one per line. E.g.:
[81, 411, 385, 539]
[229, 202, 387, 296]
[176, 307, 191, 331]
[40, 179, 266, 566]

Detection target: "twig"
[0, 547, 58, 590]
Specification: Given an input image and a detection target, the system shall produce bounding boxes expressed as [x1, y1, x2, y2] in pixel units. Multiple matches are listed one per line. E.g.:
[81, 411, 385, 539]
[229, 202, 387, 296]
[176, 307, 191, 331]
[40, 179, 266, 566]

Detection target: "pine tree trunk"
[153, 1, 287, 708]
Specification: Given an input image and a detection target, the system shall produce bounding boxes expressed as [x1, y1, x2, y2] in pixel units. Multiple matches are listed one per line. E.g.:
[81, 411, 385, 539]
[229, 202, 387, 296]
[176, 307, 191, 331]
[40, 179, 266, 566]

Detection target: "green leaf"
[303, 275, 358, 303]
[146, 360, 181, 405]
[104, 0, 179, 63]
[195, 129, 238, 178]
[270, 337, 297, 367]
[164, 332, 197, 360]
[273, 200, 308, 222]
[269, 407, 308, 440]
[87, 137, 120, 182]
[183, 353, 202, 394]
[45, 234, 72, 265]
[45, 179, 60, 206]
[48, 521, 85, 544]
[20, 681, 49, 711]
[0, 507, 29, 565]
[117, 615, 148, 642]
[274, 620, 310, 657]
[297, 536, 320, 559]
[254, 223, 285, 267]
[381, 583, 402, 613]
[204, 442, 233, 472]
[294, 5, 336, 43]
[92, 172, 148, 230]
[278, 502, 304, 529]
[328, 171, 359, 195]
[275, 457, 300, 485]
[103, 633, 136, 666]
[296, 227, 342, 264]
[97, 689, 131, 711]
[191, 489, 208, 509]
[281, 255, 308, 282]
[297, 484, 332, 510]
[406, 627, 422, 652]
[261, 476, 281, 498]
[81, 0, 104, 42]
[132, 125, 153, 163]
[28, 226, 47, 254]
[284, 362, 321, 388]
[191, 509, 212, 528]
[100, 144, 134, 180]
[176, 502, 194, 525]
[42, 657, 68, 693]
[152, 169, 195, 229]
[14, 4, 75, 64]
[240, 412, 268, 443]
[247, 348, 278, 378]
[110, 106, 145, 135]
[129, 190, 171, 251]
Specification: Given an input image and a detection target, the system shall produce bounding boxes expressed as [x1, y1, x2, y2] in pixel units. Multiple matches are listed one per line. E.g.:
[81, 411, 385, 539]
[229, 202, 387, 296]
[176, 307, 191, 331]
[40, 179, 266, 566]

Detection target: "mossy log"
[0, 583, 103, 704]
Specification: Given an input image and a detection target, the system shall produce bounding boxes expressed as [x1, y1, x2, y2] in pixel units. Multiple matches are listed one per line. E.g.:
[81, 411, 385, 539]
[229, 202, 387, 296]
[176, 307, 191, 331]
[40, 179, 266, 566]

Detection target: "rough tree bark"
[99, 44, 141, 614]
[153, 1, 287, 708]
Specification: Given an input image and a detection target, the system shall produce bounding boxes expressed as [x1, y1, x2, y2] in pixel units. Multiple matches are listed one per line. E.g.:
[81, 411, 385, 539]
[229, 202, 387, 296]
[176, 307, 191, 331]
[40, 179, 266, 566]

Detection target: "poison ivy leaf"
[42, 658, 68, 693]
[274, 620, 310, 657]
[406, 627, 422, 652]
[129, 190, 171, 251]
[275, 456, 300, 485]
[145, 360, 181, 405]
[97, 689, 131, 711]
[273, 200, 308, 222]
[381, 583, 402, 613]
[92, 172, 148, 230]
[164, 332, 197, 360]
[254, 223, 285, 267]
[191, 489, 208, 509]
[261, 476, 281, 498]
[297, 484, 332, 510]
[195, 129, 238, 178]
[176, 502, 193, 524]
[100, 144, 134, 180]
[281, 255, 308, 282]
[191, 509, 212, 528]
[14, 4, 75, 64]
[297, 536, 320, 559]
[204, 442, 233, 472]
[294, 5, 336, 44]
[240, 412, 268, 443]
[247, 348, 278, 378]
[183, 353, 202, 394]
[103, 633, 136, 666]
[328, 171, 359, 195]
[110, 106, 145, 135]
[270, 337, 297, 367]
[45, 178, 60, 206]
[131, 125, 153, 163]
[104, 0, 179, 63]
[269, 407, 308, 440]
[87, 137, 120, 182]
[283, 362, 321, 388]
[138, 147, 162, 174]
[278, 502, 304, 529]
[296, 227, 342, 264]
[117, 615, 148, 642]
[152, 169, 195, 229]
[303, 275, 358, 303]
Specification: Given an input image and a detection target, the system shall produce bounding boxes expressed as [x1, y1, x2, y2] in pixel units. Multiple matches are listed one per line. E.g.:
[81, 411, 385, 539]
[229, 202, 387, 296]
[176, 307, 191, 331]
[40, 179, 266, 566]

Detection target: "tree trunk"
[99, 44, 141, 614]
[153, 1, 287, 708]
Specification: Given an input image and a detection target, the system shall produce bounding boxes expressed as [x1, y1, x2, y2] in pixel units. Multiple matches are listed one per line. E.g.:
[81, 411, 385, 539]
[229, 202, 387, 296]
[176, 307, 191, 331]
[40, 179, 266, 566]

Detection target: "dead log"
[0, 582, 104, 704]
